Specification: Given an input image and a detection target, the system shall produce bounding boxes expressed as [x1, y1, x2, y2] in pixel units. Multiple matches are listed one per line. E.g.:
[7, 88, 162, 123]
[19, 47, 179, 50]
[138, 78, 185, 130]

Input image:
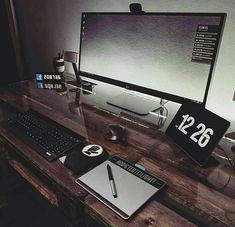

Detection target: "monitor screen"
[78, 13, 225, 104]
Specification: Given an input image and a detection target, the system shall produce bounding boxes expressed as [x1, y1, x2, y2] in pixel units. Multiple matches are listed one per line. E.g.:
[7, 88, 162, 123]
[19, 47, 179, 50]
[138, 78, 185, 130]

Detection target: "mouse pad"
[61, 145, 108, 174]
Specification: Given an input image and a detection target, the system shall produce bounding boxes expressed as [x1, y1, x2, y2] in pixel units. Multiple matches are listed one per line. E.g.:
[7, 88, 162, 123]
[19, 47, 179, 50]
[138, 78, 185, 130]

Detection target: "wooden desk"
[0, 80, 235, 227]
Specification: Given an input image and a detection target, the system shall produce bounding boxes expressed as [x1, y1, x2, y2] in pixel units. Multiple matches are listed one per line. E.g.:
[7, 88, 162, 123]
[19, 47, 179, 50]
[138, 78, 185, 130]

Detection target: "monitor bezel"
[78, 12, 226, 105]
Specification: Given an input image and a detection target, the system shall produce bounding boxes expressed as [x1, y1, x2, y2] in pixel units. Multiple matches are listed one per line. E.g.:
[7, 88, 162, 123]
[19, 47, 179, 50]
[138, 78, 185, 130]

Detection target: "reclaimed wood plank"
[1, 81, 235, 227]
[0, 127, 86, 199]
[149, 138, 235, 199]
[0, 199, 7, 209]
[84, 195, 196, 227]
[138, 157, 235, 227]
[9, 159, 58, 206]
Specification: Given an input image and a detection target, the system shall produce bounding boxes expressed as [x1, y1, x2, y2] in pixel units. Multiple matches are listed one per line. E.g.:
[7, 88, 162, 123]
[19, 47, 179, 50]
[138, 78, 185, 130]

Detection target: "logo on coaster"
[82, 144, 103, 157]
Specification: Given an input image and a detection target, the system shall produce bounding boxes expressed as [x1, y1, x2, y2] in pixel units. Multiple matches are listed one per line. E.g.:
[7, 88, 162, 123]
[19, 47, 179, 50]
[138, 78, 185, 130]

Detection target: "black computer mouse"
[105, 124, 127, 144]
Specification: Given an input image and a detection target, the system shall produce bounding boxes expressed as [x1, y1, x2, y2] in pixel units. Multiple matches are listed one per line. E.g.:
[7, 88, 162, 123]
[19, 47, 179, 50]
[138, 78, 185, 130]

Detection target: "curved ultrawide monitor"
[78, 12, 226, 105]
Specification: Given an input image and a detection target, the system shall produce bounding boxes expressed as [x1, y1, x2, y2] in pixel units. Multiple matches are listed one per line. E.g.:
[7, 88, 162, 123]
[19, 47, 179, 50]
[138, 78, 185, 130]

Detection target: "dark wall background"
[4, 0, 235, 123]
[0, 1, 18, 85]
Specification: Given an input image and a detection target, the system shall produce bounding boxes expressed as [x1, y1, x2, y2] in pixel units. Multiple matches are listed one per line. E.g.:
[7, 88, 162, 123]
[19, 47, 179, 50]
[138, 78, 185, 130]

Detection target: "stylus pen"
[107, 164, 117, 198]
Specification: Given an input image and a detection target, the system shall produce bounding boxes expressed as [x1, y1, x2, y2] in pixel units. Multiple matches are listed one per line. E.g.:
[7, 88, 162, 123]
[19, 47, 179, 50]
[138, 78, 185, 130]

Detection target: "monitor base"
[107, 92, 162, 116]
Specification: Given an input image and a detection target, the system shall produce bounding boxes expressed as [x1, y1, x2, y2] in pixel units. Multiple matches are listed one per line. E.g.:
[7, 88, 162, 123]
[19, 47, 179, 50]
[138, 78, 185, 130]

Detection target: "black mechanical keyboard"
[2, 110, 85, 161]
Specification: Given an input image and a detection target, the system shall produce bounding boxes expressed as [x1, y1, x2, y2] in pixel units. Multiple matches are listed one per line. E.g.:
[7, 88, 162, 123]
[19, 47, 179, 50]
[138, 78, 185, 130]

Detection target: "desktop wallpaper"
[80, 14, 221, 102]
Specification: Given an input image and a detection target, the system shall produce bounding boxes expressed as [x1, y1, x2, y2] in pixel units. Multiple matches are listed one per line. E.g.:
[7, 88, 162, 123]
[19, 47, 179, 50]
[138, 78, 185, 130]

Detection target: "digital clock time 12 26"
[166, 101, 230, 166]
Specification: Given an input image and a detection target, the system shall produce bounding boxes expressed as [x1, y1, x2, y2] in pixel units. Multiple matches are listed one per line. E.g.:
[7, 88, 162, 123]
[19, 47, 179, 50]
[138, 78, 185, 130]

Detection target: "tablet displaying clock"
[166, 101, 230, 166]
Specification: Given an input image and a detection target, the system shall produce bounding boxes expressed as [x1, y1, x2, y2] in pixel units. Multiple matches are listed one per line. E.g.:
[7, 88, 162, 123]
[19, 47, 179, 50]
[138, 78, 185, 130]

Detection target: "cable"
[214, 144, 234, 168]
[156, 100, 168, 127]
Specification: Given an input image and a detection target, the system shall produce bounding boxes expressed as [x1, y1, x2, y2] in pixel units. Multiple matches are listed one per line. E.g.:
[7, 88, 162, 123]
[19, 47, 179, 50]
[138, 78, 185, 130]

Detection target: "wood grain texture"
[0, 198, 7, 209]
[0, 127, 87, 199]
[1, 81, 235, 227]
[9, 159, 58, 206]
[138, 157, 235, 227]
[148, 138, 235, 199]
[84, 195, 196, 227]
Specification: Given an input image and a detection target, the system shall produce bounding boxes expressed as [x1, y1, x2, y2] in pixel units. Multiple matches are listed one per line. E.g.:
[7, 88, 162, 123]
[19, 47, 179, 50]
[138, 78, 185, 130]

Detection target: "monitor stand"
[66, 80, 81, 92]
[107, 92, 162, 116]
[67, 80, 97, 93]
